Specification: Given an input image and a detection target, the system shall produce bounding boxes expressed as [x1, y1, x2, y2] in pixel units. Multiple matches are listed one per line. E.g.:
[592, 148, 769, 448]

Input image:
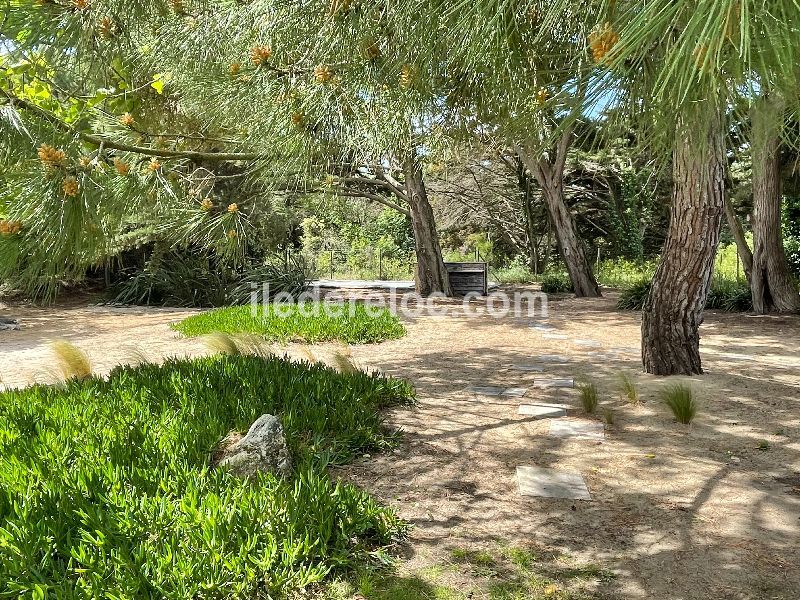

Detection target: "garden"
[2, 1, 800, 599]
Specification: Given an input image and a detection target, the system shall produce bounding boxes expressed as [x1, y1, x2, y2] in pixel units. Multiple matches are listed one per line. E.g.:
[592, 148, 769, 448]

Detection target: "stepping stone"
[529, 323, 556, 331]
[502, 387, 528, 398]
[542, 333, 569, 340]
[538, 355, 570, 363]
[510, 364, 546, 372]
[549, 419, 604, 440]
[719, 353, 755, 361]
[573, 339, 601, 348]
[533, 378, 574, 389]
[466, 385, 505, 396]
[518, 404, 567, 418]
[516, 466, 591, 500]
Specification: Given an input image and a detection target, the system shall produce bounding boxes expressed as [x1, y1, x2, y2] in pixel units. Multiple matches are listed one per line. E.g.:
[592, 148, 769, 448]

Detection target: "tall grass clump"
[661, 384, 698, 424]
[0, 355, 414, 596]
[540, 271, 574, 294]
[579, 381, 599, 414]
[618, 373, 640, 405]
[173, 302, 406, 344]
[50, 339, 92, 381]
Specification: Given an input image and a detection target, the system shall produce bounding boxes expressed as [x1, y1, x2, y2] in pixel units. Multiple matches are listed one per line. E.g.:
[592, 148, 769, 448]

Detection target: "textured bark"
[723, 194, 753, 283]
[516, 135, 601, 297]
[404, 160, 453, 297]
[642, 107, 725, 375]
[750, 95, 800, 314]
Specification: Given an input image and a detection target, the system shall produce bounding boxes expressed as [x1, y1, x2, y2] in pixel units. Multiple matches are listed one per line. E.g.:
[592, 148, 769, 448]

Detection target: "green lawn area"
[0, 355, 414, 597]
[172, 302, 406, 344]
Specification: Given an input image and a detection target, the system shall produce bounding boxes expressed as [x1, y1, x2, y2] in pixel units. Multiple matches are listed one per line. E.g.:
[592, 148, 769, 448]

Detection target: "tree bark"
[642, 106, 725, 375]
[516, 136, 601, 297]
[750, 94, 800, 314]
[404, 159, 453, 297]
[722, 194, 752, 283]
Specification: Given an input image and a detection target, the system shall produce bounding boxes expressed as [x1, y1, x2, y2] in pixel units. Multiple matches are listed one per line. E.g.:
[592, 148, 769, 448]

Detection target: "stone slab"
[516, 466, 591, 500]
[533, 378, 574, 389]
[542, 333, 569, 340]
[509, 364, 546, 372]
[573, 339, 602, 348]
[538, 355, 571, 363]
[502, 387, 528, 397]
[529, 323, 556, 331]
[549, 419, 604, 440]
[466, 385, 506, 396]
[518, 404, 567, 418]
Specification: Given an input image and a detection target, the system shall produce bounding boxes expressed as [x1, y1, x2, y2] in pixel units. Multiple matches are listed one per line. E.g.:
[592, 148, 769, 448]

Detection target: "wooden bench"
[445, 262, 488, 296]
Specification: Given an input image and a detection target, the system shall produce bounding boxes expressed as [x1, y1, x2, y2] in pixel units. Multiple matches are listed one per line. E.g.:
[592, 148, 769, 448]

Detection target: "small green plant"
[579, 382, 599, 414]
[618, 372, 640, 405]
[756, 440, 771, 451]
[661, 384, 698, 424]
[616, 278, 652, 310]
[603, 407, 615, 425]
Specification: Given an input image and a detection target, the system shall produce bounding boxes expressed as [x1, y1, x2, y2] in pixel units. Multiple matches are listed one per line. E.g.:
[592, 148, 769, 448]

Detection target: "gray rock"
[217, 414, 292, 477]
[0, 317, 19, 331]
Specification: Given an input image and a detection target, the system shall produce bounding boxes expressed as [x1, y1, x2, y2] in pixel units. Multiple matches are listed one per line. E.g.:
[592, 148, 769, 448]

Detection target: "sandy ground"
[1, 290, 799, 599]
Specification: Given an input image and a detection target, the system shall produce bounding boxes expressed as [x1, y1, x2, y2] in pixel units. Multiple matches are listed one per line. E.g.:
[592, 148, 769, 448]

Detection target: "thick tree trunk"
[404, 160, 453, 297]
[723, 194, 753, 283]
[750, 95, 800, 314]
[516, 137, 601, 297]
[642, 106, 725, 375]
[540, 184, 601, 297]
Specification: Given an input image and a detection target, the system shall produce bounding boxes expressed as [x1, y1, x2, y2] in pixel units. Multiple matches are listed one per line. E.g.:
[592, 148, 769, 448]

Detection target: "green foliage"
[706, 279, 753, 312]
[540, 271, 574, 294]
[173, 302, 406, 344]
[618, 277, 753, 312]
[0, 355, 414, 596]
[596, 258, 658, 288]
[112, 249, 309, 307]
[603, 407, 615, 425]
[783, 196, 800, 277]
[578, 382, 599, 414]
[661, 384, 698, 424]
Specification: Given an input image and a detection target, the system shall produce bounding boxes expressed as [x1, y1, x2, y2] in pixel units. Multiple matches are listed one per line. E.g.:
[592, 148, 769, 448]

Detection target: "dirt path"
[1, 291, 798, 599]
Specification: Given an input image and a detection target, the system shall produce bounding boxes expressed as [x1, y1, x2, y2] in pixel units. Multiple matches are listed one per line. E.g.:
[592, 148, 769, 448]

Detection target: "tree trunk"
[722, 194, 752, 283]
[642, 106, 725, 375]
[540, 184, 601, 297]
[404, 160, 453, 297]
[516, 137, 601, 297]
[750, 94, 800, 314]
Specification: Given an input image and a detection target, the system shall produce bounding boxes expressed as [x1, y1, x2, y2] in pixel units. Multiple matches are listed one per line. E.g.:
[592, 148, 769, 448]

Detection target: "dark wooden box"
[444, 262, 488, 296]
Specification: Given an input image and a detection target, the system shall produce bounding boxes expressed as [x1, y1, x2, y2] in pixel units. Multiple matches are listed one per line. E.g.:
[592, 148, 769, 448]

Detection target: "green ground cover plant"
[173, 302, 406, 344]
[0, 355, 414, 597]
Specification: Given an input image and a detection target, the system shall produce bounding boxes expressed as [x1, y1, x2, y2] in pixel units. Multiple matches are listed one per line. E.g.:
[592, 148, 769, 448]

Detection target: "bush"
[0, 355, 414, 596]
[661, 384, 698, 424]
[540, 271, 574, 294]
[706, 279, 753, 312]
[618, 372, 640, 405]
[112, 250, 309, 307]
[173, 302, 406, 344]
[617, 277, 753, 312]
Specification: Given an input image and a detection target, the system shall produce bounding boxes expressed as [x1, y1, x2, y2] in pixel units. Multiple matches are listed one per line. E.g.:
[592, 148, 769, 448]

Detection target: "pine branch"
[1, 91, 260, 162]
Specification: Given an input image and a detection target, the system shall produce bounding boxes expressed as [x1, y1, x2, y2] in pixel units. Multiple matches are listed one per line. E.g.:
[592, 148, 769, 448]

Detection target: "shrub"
[603, 407, 615, 425]
[661, 384, 698, 424]
[540, 271, 574, 294]
[706, 279, 753, 312]
[579, 382, 599, 414]
[616, 278, 652, 310]
[618, 372, 640, 405]
[618, 277, 753, 312]
[112, 250, 309, 307]
[173, 302, 406, 344]
[0, 355, 414, 596]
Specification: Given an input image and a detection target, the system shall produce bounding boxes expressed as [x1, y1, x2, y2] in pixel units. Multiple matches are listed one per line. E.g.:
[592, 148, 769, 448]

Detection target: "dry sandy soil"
[1, 289, 798, 599]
